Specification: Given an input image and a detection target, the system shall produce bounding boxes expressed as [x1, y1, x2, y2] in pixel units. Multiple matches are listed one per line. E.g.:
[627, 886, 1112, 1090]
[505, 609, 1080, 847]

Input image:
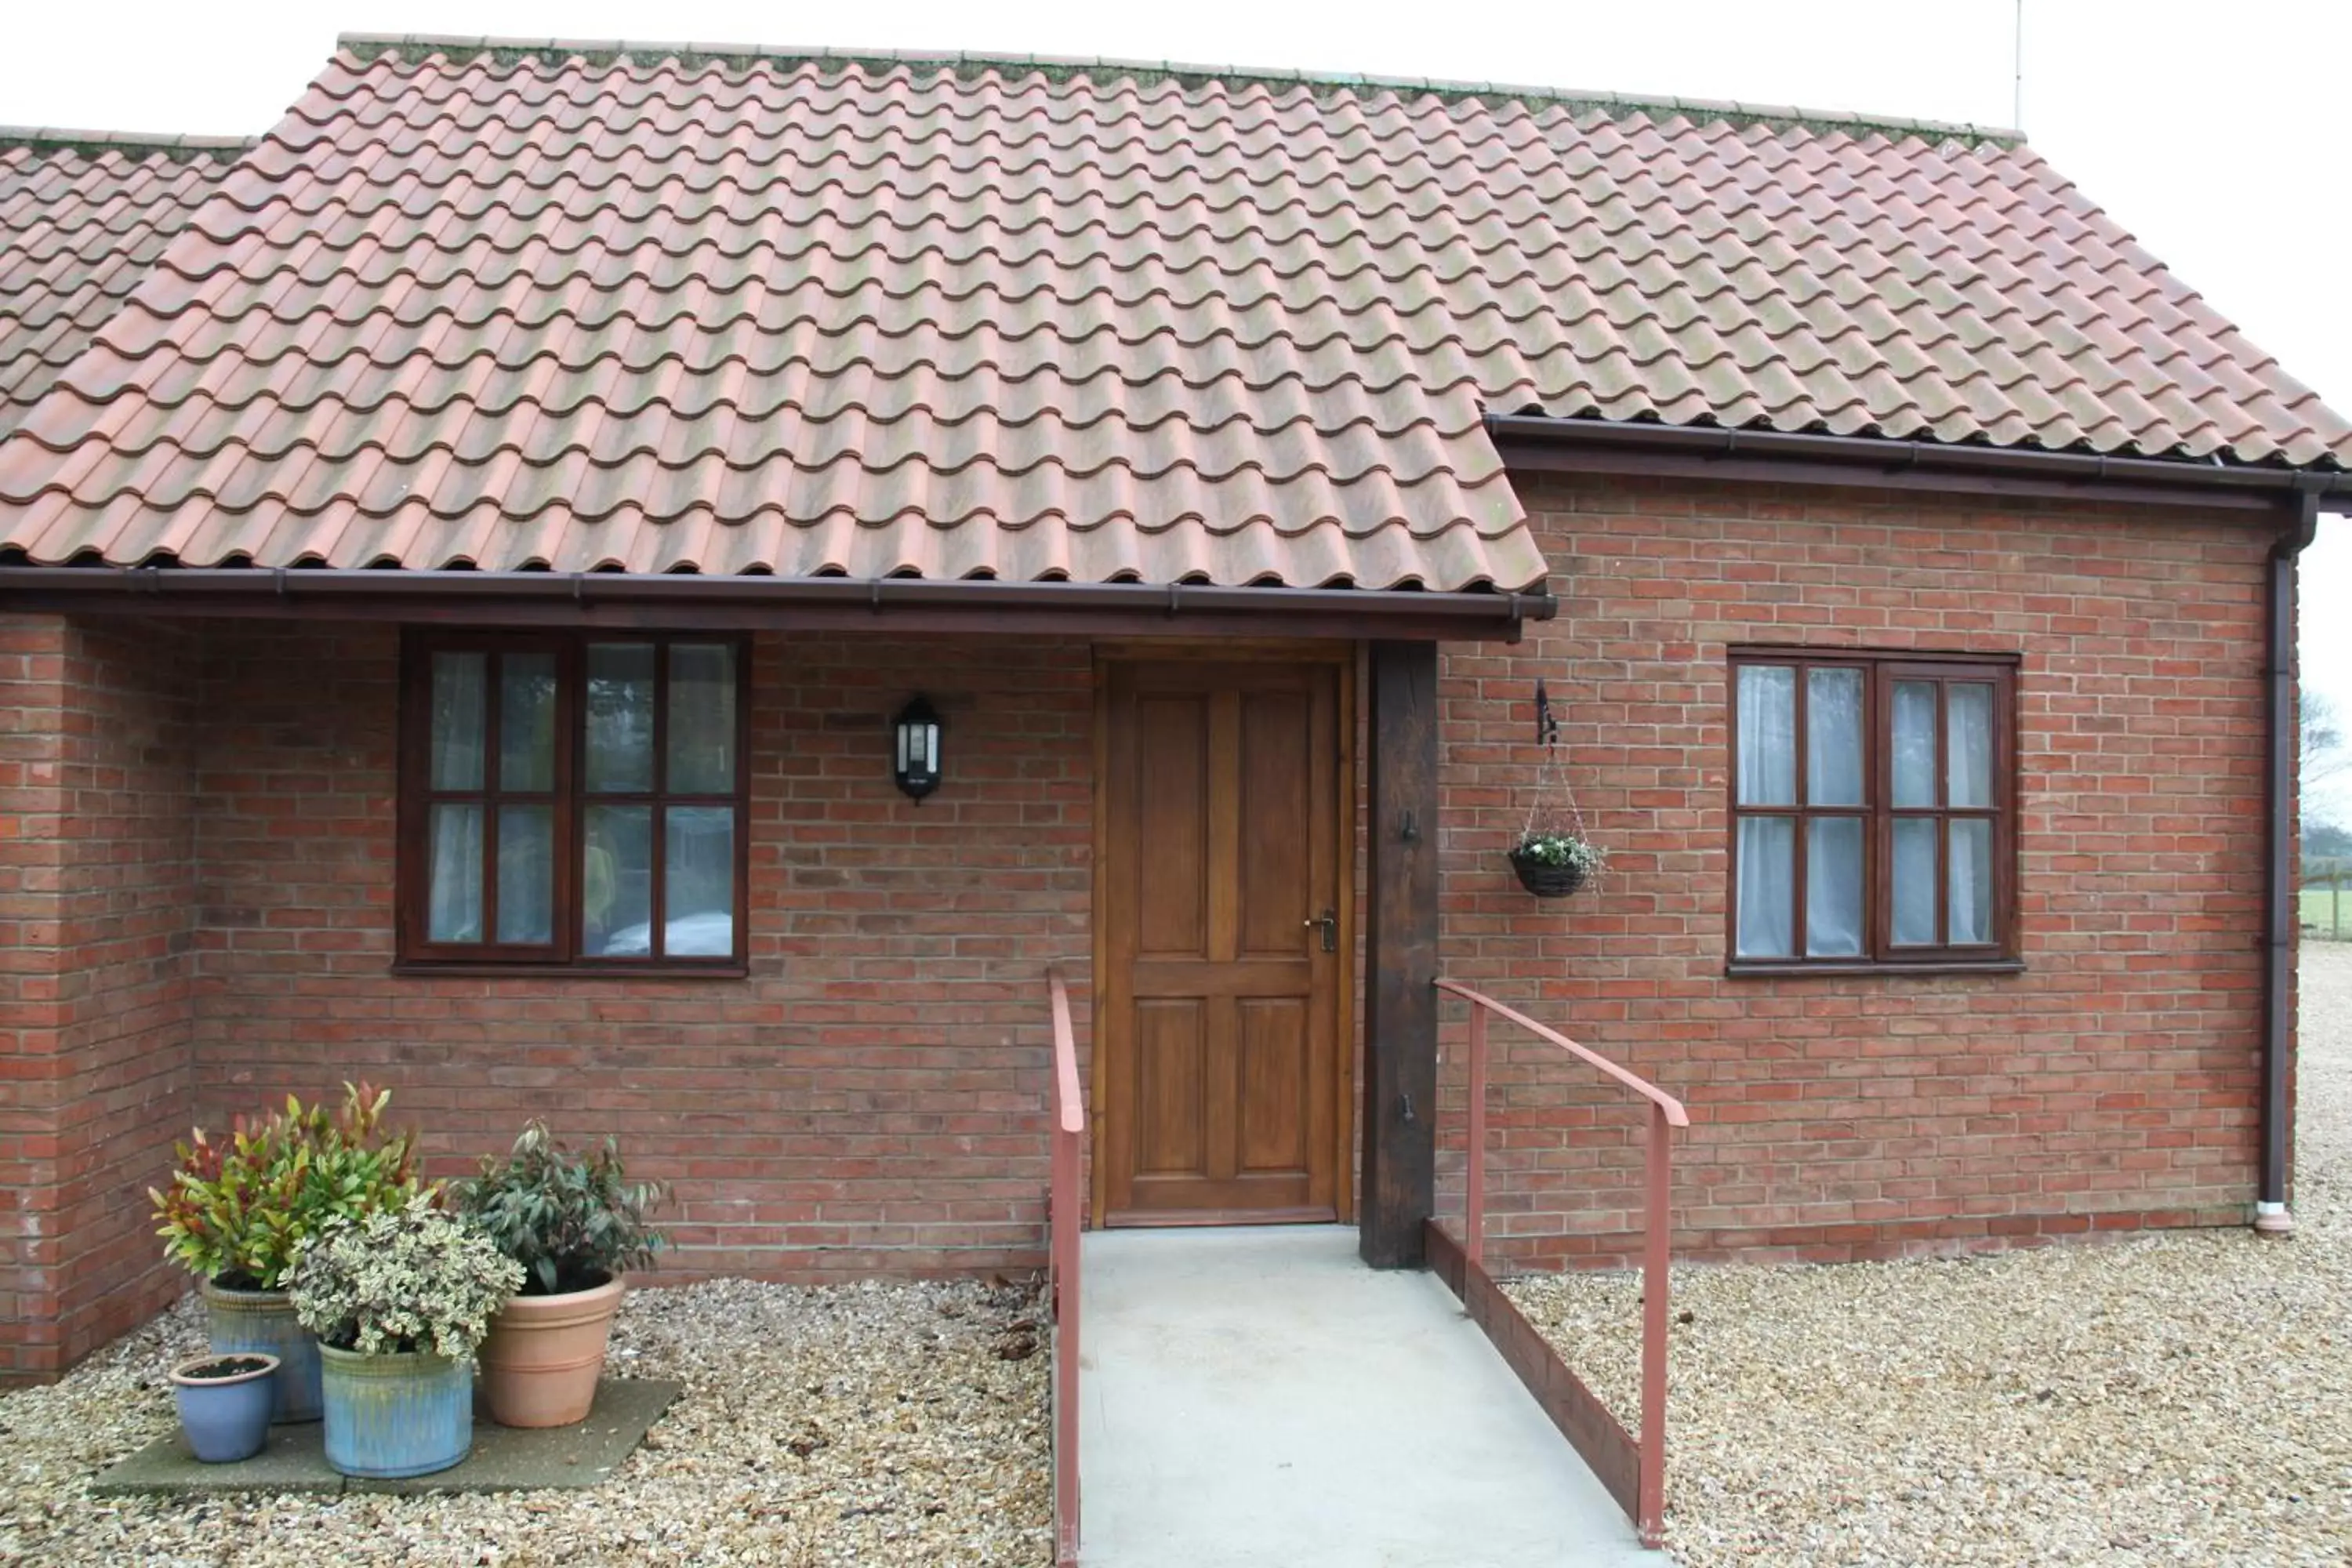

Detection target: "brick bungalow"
[2, 36, 2347, 1380]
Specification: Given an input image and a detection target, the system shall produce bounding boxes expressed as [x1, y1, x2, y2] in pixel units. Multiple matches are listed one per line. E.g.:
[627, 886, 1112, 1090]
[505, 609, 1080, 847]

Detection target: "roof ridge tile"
[331, 32, 2021, 145]
[0, 127, 260, 160]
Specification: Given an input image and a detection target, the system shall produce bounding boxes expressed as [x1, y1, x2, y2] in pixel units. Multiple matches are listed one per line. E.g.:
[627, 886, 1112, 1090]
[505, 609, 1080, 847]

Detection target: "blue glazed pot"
[204, 1280, 322, 1424]
[318, 1344, 473, 1479]
[170, 1351, 280, 1463]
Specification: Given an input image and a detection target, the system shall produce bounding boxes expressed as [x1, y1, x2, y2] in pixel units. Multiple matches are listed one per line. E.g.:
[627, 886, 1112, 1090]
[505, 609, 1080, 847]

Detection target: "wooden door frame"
[1088, 640, 1358, 1228]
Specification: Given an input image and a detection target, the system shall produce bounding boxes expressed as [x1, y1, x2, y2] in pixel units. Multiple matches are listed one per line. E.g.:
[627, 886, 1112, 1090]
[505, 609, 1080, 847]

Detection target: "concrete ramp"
[1078, 1226, 1659, 1567]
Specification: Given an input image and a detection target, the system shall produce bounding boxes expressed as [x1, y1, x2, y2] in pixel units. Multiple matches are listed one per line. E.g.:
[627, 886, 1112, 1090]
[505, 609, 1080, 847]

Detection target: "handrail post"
[1047, 968, 1083, 1566]
[1465, 1000, 1489, 1272]
[1637, 1100, 1671, 1548]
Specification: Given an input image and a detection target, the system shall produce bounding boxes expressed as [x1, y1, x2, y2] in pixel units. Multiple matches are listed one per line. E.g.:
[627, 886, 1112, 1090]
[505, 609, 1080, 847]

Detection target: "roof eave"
[0, 567, 1556, 644]
[1488, 414, 2352, 515]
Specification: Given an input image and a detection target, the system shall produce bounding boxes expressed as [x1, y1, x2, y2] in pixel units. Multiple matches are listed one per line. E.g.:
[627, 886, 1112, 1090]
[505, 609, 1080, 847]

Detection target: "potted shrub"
[289, 1196, 523, 1479]
[148, 1083, 429, 1423]
[1508, 828, 1606, 898]
[168, 1351, 280, 1463]
[452, 1122, 667, 1428]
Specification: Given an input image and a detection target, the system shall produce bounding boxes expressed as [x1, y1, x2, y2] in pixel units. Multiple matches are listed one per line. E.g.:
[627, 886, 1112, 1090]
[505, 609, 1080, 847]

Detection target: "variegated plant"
[289, 1196, 524, 1362]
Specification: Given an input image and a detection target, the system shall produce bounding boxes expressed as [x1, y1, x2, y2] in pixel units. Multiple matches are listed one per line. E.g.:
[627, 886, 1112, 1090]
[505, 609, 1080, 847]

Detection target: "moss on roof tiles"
[336, 33, 2021, 147]
[0, 127, 258, 162]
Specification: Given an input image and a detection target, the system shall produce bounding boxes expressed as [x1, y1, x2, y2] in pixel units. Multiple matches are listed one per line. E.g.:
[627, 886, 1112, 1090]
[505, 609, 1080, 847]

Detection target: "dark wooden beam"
[1360, 640, 1439, 1269]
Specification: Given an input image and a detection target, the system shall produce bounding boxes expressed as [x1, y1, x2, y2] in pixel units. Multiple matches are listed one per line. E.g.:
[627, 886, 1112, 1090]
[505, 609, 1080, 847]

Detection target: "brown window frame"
[1726, 647, 2020, 976]
[396, 630, 751, 976]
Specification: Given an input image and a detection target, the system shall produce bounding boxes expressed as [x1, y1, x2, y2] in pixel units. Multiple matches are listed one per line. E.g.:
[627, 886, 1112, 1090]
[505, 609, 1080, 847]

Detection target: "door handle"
[1304, 908, 1338, 953]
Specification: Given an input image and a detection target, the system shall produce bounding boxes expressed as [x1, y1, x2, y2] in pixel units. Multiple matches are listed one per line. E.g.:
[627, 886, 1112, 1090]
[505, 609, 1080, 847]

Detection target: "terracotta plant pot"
[477, 1273, 626, 1428]
[202, 1279, 322, 1424]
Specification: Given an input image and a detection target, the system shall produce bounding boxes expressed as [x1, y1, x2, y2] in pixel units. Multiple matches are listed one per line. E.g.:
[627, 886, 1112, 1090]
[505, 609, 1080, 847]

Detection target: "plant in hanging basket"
[1508, 829, 1606, 898]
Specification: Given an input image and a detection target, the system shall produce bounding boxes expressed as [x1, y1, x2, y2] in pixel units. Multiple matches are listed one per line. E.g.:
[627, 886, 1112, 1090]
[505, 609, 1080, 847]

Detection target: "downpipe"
[2258, 488, 2323, 1238]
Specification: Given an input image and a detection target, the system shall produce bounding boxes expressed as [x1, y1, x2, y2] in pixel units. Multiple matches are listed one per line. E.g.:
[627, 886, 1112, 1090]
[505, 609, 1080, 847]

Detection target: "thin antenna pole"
[2013, 0, 2024, 131]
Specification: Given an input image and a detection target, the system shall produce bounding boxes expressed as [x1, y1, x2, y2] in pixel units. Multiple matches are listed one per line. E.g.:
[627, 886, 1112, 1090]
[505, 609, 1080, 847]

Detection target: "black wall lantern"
[893, 695, 942, 801]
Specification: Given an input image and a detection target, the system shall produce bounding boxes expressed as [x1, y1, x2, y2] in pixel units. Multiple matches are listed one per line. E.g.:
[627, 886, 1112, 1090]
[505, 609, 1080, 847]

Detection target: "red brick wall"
[0, 469, 2292, 1374]
[0, 615, 195, 1378]
[1437, 475, 2278, 1267]
[190, 625, 1094, 1283]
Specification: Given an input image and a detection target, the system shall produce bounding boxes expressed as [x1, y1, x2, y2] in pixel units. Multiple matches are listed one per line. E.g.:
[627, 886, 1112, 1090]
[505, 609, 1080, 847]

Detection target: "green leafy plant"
[149, 1083, 431, 1290]
[1509, 829, 1606, 876]
[451, 1122, 667, 1297]
[289, 1196, 524, 1361]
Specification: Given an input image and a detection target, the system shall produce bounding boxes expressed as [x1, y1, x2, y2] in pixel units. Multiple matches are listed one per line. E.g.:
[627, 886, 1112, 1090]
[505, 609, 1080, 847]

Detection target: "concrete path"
[1077, 1225, 1660, 1567]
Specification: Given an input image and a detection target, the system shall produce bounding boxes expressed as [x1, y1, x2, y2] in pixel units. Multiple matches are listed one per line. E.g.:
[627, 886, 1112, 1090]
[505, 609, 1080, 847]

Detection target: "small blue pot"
[318, 1344, 473, 1479]
[170, 1352, 280, 1463]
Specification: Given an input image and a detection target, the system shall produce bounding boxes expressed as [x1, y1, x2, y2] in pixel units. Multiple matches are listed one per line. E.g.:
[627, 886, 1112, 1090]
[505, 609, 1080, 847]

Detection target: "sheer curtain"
[1735, 666, 1796, 956]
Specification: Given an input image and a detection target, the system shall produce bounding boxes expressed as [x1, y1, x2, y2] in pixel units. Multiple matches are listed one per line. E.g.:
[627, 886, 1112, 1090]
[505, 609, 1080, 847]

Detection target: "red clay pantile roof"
[0, 131, 248, 443]
[0, 38, 2345, 590]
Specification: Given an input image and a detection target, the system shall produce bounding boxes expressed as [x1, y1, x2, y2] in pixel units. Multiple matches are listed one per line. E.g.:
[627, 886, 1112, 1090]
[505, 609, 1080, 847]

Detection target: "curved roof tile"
[1, 42, 2345, 590]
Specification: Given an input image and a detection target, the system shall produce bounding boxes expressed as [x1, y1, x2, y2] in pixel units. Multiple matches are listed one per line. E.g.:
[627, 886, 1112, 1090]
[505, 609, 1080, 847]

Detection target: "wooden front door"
[1098, 659, 1348, 1225]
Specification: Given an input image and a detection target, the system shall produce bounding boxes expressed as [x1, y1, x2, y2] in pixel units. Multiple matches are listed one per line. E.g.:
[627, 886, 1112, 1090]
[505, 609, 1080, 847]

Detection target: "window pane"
[429, 652, 486, 789]
[495, 804, 554, 944]
[499, 652, 558, 793]
[1950, 818, 1994, 944]
[667, 644, 737, 795]
[664, 807, 736, 956]
[1892, 817, 1938, 946]
[1892, 681, 1938, 808]
[1947, 683, 1994, 808]
[581, 804, 653, 956]
[585, 644, 656, 793]
[1736, 666, 1796, 806]
[1806, 816, 1864, 957]
[426, 803, 483, 942]
[1806, 668, 1864, 807]
[1735, 815, 1796, 957]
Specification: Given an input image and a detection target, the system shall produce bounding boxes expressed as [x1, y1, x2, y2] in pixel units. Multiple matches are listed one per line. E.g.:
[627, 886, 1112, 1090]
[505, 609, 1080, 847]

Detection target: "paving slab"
[93, 1377, 680, 1496]
[1078, 1227, 1661, 1567]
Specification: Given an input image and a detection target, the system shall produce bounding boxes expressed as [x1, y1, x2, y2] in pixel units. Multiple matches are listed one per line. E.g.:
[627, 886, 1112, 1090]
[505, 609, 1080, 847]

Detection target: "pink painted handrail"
[1435, 978, 1686, 1549]
[1047, 967, 1084, 1566]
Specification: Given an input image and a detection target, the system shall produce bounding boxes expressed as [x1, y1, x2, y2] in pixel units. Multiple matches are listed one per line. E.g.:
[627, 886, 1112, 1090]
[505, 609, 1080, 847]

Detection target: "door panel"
[1100, 660, 1345, 1225]
[1237, 998, 1310, 1172]
[1134, 1000, 1206, 1174]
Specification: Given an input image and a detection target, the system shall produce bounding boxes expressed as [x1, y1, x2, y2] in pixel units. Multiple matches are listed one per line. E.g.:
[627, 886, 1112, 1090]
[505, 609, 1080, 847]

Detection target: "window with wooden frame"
[1729, 649, 2017, 972]
[398, 633, 749, 972]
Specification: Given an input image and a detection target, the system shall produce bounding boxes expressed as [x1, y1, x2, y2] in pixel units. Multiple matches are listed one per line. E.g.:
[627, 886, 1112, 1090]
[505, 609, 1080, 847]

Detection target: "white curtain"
[1806, 668, 1864, 806]
[1893, 818, 1936, 945]
[1736, 816, 1795, 956]
[1948, 819, 1993, 943]
[1947, 683, 1994, 807]
[1806, 818, 1864, 956]
[1737, 666, 1796, 805]
[427, 804, 483, 942]
[429, 652, 485, 790]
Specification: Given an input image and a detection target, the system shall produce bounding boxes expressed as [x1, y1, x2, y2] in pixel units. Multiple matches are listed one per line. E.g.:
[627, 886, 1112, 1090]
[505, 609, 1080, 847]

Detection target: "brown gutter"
[0, 566, 1555, 643]
[2260, 492, 2322, 1237]
[1488, 413, 2352, 514]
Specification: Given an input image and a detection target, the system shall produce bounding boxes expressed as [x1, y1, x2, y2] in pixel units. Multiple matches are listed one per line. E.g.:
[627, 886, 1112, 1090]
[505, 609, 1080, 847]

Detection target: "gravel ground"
[1506, 946, 2352, 1567]
[0, 1276, 1051, 1566]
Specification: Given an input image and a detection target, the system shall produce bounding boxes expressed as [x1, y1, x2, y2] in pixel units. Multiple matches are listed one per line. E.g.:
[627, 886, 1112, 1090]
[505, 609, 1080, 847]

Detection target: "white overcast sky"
[7, 0, 2348, 786]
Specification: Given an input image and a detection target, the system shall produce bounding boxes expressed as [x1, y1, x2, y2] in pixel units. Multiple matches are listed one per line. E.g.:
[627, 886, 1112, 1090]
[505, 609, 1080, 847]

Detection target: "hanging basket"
[1508, 848, 1590, 899]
